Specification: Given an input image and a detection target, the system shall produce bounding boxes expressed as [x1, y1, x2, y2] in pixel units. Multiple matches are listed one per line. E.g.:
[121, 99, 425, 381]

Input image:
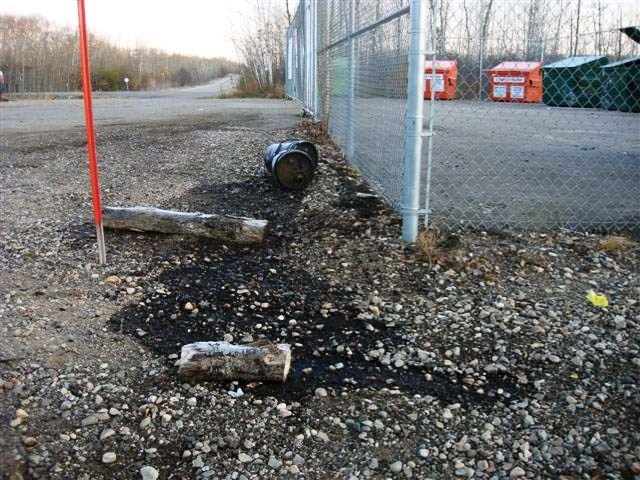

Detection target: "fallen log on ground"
[102, 206, 267, 244]
[178, 340, 291, 382]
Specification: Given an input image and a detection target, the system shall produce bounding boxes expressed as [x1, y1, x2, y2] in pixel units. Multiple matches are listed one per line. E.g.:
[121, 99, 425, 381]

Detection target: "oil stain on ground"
[108, 146, 529, 405]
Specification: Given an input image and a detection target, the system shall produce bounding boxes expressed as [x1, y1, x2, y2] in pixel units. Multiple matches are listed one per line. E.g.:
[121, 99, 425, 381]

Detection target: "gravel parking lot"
[0, 94, 638, 479]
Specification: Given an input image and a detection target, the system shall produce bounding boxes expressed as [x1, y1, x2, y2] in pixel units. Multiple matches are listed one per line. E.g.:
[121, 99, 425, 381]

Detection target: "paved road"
[0, 76, 299, 133]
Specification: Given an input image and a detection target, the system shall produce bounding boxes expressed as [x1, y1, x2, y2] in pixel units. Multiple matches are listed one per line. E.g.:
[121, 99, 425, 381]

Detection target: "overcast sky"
[3, 1, 637, 60]
[1, 0, 295, 60]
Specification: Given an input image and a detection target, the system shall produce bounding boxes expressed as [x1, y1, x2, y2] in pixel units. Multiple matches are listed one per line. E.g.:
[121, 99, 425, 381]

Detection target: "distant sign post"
[124, 77, 129, 91]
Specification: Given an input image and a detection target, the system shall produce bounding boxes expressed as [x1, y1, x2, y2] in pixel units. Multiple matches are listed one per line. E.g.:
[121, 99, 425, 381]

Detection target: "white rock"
[102, 452, 117, 464]
[228, 388, 244, 398]
[81, 415, 99, 427]
[140, 466, 159, 480]
[315, 387, 328, 398]
[510, 466, 526, 478]
[99, 428, 115, 441]
[238, 452, 252, 463]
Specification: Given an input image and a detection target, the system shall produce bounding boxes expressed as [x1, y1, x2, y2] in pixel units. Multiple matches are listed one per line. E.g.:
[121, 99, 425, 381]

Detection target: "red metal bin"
[489, 61, 542, 103]
[424, 60, 458, 100]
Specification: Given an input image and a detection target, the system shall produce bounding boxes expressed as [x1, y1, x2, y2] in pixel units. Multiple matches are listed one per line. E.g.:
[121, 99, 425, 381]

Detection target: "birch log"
[178, 341, 291, 382]
[102, 206, 267, 244]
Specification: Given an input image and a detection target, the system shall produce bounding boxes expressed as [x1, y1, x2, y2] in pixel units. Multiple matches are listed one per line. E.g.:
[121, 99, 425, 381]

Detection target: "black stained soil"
[108, 131, 530, 406]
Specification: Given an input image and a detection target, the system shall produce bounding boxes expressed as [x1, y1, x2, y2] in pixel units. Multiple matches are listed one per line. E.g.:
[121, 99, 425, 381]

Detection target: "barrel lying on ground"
[263, 139, 319, 190]
[178, 341, 291, 382]
[102, 206, 268, 244]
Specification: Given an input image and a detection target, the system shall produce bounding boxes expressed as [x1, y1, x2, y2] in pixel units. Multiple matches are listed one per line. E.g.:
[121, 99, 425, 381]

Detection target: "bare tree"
[573, 0, 582, 55]
[428, 0, 450, 55]
[462, 0, 473, 58]
[525, 0, 543, 58]
[232, 1, 287, 95]
[479, 0, 494, 56]
[286, 0, 292, 25]
[551, 0, 565, 56]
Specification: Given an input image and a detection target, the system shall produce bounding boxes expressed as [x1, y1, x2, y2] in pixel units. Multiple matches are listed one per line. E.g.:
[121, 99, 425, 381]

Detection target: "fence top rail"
[317, 6, 410, 54]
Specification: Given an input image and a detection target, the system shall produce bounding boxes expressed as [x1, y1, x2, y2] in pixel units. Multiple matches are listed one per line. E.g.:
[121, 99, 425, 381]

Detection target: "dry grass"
[415, 228, 442, 265]
[218, 78, 284, 99]
[415, 225, 466, 267]
[596, 235, 638, 252]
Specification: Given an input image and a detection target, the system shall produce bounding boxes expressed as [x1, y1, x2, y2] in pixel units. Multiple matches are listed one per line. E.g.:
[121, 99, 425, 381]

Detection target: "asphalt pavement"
[0, 76, 299, 133]
[329, 95, 640, 230]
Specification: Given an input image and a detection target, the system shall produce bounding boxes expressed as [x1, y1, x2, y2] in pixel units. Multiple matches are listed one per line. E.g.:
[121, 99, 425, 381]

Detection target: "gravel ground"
[1, 106, 639, 480]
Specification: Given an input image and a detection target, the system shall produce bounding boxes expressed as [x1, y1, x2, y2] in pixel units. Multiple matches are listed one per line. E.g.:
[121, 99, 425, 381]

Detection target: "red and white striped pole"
[77, 0, 106, 264]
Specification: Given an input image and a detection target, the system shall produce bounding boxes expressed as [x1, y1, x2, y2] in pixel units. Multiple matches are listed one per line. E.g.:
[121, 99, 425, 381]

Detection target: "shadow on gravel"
[104, 152, 530, 404]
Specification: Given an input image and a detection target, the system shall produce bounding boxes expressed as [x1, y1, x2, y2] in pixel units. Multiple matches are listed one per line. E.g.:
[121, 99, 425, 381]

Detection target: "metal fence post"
[310, 0, 319, 121]
[301, 0, 311, 110]
[401, 0, 427, 242]
[346, 0, 356, 159]
[423, 3, 437, 229]
[478, 38, 484, 100]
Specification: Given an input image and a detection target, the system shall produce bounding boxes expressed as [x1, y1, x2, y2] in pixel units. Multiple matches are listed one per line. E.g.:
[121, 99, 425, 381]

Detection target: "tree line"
[426, 0, 639, 62]
[318, 0, 639, 62]
[0, 14, 240, 93]
[423, 0, 640, 97]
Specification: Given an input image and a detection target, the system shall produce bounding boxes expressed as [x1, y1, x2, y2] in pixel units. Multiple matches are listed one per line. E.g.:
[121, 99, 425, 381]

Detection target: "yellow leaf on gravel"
[586, 291, 608, 308]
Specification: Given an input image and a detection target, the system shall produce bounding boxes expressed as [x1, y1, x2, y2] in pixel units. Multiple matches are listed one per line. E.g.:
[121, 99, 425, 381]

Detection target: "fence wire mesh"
[285, 6, 306, 106]
[426, 2, 640, 231]
[316, 0, 411, 208]
[286, 0, 640, 233]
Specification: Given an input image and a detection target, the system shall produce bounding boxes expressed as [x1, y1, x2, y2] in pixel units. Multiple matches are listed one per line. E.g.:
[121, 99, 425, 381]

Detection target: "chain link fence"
[315, 1, 412, 208]
[286, 0, 640, 236]
[286, 1, 318, 118]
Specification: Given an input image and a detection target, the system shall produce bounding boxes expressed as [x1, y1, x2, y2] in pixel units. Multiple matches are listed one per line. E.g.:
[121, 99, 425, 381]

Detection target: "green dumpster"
[601, 57, 640, 113]
[542, 56, 609, 108]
